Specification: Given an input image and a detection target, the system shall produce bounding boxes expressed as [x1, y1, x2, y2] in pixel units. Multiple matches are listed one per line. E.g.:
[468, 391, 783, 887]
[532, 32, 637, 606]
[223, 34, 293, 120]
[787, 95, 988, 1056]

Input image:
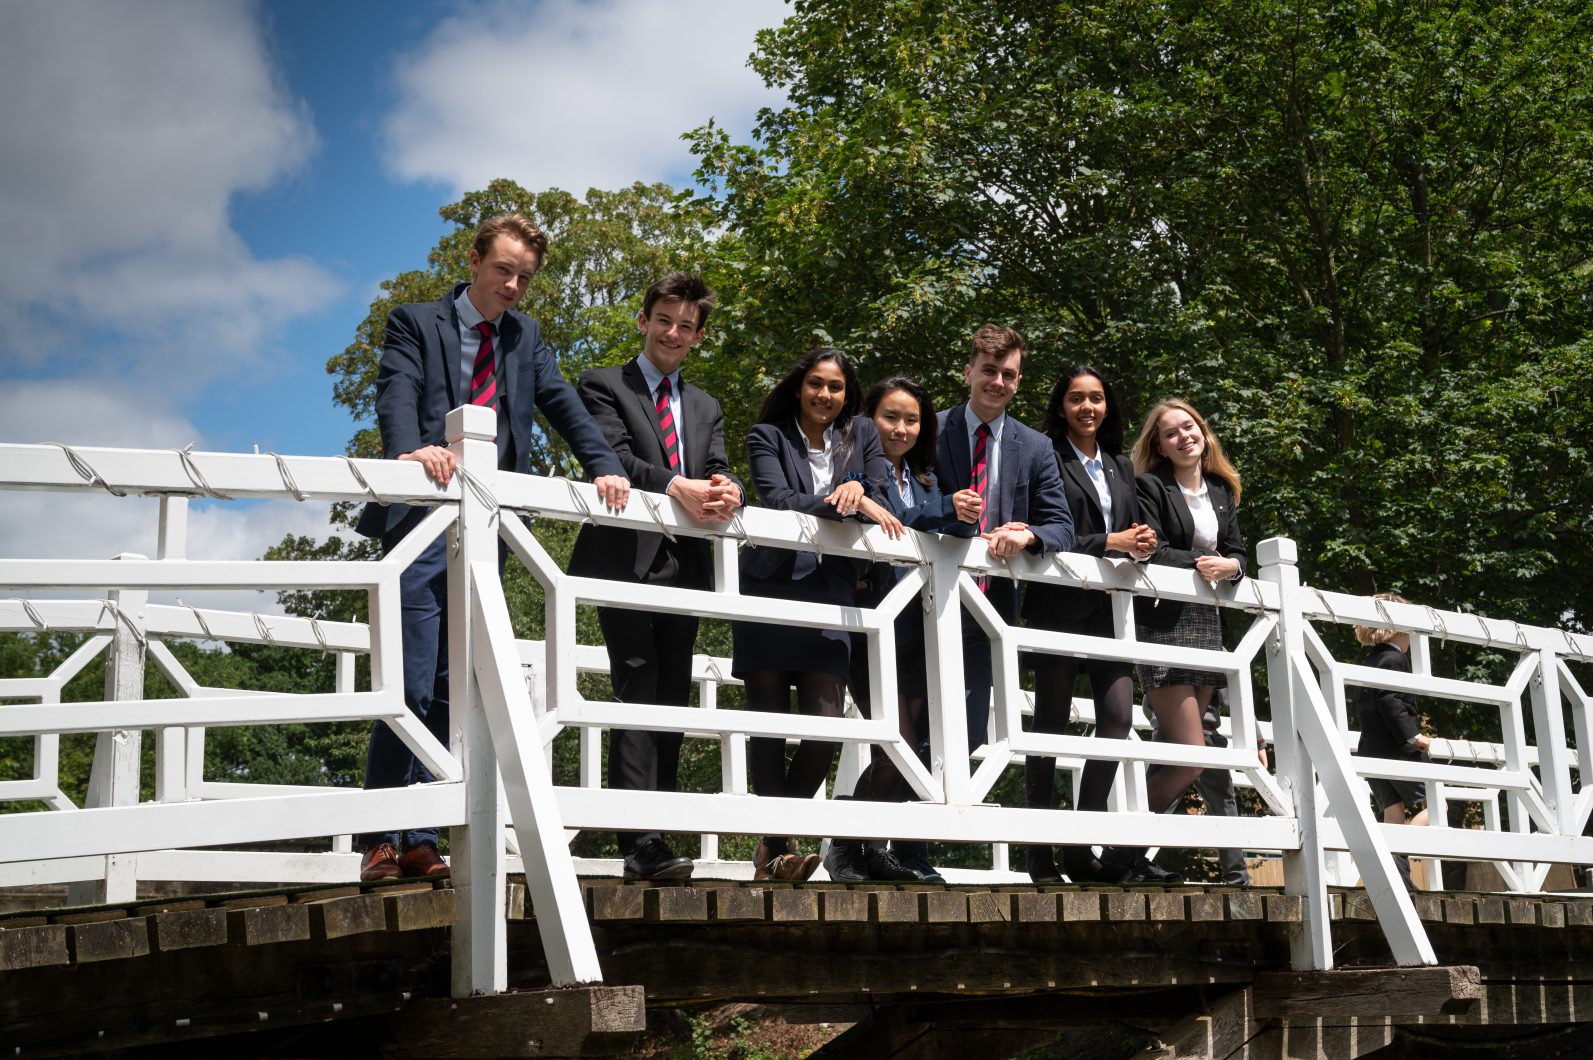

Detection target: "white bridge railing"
[2, 405, 1591, 994]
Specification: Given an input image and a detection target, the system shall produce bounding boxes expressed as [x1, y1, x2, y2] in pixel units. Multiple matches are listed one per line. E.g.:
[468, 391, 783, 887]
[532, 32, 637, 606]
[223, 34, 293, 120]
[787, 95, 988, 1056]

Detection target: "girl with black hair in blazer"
[1110, 397, 1247, 883]
[733, 348, 904, 881]
[826, 376, 979, 884]
[1019, 366, 1158, 884]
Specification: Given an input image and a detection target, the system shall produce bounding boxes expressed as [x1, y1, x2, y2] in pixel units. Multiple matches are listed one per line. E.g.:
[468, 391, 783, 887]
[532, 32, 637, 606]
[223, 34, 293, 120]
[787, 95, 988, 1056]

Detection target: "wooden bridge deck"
[4, 878, 1593, 1057]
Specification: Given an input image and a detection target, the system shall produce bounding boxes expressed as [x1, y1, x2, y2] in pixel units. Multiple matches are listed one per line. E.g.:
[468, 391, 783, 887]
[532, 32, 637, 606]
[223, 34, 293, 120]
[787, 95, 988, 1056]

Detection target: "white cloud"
[0, 1, 337, 398]
[383, 0, 787, 195]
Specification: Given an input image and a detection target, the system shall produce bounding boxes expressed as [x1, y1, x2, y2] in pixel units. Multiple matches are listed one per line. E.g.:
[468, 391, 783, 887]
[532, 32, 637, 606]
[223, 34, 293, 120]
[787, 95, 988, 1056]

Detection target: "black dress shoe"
[1125, 856, 1183, 885]
[823, 840, 870, 882]
[1060, 845, 1115, 885]
[623, 838, 694, 881]
[890, 841, 946, 884]
[864, 846, 919, 882]
[1026, 844, 1063, 884]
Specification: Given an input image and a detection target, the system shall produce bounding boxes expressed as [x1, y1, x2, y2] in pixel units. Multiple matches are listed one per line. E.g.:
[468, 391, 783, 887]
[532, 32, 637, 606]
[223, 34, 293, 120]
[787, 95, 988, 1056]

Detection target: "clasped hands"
[667, 473, 742, 522]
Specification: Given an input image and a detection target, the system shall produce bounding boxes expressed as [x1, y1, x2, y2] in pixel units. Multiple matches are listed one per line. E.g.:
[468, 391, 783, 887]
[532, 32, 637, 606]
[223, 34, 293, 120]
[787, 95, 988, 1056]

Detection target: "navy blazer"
[1021, 440, 1140, 627]
[567, 359, 742, 586]
[740, 416, 893, 583]
[1354, 642, 1423, 760]
[1133, 464, 1245, 632]
[356, 284, 624, 538]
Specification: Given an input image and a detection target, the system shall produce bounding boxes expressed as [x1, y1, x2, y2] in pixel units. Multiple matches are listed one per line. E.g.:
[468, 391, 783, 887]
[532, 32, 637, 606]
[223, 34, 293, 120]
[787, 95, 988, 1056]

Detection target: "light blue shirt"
[1067, 439, 1114, 532]
[965, 411, 1006, 510]
[635, 353, 684, 483]
[454, 288, 504, 400]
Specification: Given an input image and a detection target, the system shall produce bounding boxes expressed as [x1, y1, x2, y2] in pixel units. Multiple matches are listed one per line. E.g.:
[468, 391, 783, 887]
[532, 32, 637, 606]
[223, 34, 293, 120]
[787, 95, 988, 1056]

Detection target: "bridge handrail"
[1, 407, 1589, 991]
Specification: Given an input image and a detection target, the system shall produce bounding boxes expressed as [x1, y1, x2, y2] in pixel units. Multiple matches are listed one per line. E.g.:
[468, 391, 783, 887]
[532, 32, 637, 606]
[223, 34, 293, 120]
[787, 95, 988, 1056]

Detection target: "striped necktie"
[470, 322, 497, 411]
[656, 376, 680, 471]
[972, 422, 991, 589]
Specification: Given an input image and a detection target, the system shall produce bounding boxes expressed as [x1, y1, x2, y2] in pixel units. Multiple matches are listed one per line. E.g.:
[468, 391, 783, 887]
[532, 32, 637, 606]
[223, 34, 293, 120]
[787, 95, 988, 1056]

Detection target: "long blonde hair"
[1131, 397, 1242, 506]
[1354, 592, 1411, 646]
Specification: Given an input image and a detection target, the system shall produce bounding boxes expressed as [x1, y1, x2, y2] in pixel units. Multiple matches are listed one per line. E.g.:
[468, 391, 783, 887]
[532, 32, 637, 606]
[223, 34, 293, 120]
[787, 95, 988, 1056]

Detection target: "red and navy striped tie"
[656, 376, 680, 471]
[471, 322, 497, 412]
[971, 422, 991, 589]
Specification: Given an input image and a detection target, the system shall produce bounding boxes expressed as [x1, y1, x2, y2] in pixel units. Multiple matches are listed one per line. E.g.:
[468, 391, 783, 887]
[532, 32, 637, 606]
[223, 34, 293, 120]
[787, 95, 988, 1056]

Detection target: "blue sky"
[0, 0, 784, 574]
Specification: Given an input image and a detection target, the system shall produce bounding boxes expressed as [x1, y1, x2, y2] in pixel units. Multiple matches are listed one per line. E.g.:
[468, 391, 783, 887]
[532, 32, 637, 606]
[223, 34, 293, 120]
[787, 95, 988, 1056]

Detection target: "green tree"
[692, 0, 1593, 650]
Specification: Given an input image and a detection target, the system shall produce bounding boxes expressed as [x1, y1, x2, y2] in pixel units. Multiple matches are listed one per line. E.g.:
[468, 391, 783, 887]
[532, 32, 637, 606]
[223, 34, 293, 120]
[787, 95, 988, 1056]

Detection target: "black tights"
[1025, 655, 1136, 814]
[849, 692, 927, 802]
[744, 670, 847, 848]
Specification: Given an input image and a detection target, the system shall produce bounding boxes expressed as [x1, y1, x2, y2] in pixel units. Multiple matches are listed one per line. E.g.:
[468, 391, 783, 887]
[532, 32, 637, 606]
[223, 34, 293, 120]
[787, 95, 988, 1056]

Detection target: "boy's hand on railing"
[669, 475, 740, 522]
[983, 523, 1035, 559]
[399, 445, 457, 486]
[1412, 734, 1433, 753]
[593, 475, 630, 512]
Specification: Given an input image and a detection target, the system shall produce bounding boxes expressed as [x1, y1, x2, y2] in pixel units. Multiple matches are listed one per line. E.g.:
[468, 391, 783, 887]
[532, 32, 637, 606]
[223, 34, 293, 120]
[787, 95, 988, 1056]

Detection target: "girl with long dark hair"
[733, 349, 904, 880]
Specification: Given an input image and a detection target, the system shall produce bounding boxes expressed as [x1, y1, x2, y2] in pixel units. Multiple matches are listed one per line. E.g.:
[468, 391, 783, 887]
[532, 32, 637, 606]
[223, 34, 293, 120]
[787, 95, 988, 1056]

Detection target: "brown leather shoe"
[396, 842, 451, 879]
[752, 842, 776, 881]
[771, 853, 821, 881]
[359, 843, 402, 882]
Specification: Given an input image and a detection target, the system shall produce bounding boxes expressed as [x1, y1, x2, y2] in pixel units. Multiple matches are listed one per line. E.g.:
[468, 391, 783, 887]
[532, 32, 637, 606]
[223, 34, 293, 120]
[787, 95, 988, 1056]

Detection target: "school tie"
[470, 322, 497, 411]
[971, 422, 991, 589]
[655, 376, 680, 471]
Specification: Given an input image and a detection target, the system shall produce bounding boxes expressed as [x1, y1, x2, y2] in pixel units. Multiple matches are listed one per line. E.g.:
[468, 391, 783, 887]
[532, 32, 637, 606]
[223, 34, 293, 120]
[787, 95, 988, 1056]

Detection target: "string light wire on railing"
[250, 611, 278, 646]
[13, 598, 49, 631]
[455, 467, 501, 529]
[560, 477, 595, 523]
[1310, 586, 1338, 620]
[44, 442, 127, 497]
[1423, 604, 1450, 642]
[341, 456, 391, 507]
[97, 598, 147, 649]
[639, 493, 678, 544]
[265, 452, 308, 501]
[309, 617, 330, 654]
[176, 598, 218, 642]
[174, 444, 234, 501]
[794, 512, 822, 559]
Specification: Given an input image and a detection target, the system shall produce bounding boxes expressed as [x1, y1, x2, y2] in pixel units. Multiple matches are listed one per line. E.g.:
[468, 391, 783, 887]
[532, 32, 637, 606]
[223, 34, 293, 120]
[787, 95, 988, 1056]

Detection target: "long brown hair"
[1130, 397, 1242, 506]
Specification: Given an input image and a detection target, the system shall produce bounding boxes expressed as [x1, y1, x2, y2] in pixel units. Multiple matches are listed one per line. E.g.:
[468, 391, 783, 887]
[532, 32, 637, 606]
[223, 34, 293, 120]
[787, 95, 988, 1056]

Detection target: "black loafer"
[864, 846, 920, 882]
[822, 840, 870, 883]
[623, 838, 694, 881]
[1126, 856, 1183, 885]
[890, 842, 946, 884]
[1026, 845, 1063, 885]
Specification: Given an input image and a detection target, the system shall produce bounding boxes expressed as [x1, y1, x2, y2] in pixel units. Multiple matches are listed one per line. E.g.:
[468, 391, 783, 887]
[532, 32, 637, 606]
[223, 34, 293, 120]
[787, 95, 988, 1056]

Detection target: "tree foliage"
[691, 0, 1593, 637]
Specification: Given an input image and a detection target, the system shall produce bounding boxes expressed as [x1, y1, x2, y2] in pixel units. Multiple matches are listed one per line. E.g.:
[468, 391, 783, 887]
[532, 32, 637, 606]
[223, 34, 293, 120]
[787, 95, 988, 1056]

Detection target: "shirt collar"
[454, 287, 499, 331]
[1067, 438, 1102, 469]
[969, 409, 1006, 443]
[634, 353, 680, 397]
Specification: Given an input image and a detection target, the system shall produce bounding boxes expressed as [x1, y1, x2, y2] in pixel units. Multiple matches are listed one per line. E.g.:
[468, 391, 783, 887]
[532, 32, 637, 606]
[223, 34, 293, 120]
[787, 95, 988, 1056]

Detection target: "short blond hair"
[1354, 592, 1411, 646]
[473, 214, 548, 269]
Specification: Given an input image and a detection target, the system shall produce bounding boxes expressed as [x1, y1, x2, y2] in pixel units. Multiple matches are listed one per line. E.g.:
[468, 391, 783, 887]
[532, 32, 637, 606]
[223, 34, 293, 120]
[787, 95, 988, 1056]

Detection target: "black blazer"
[1355, 642, 1422, 759]
[1133, 464, 1245, 632]
[740, 416, 893, 583]
[355, 284, 623, 538]
[1022, 441, 1141, 627]
[567, 360, 742, 587]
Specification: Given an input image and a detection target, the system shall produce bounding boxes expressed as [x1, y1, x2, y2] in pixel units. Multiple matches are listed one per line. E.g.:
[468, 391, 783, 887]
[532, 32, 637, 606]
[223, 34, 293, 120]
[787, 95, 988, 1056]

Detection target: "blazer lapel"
[1104, 456, 1134, 533]
[1060, 451, 1103, 528]
[1159, 465, 1195, 545]
[946, 405, 972, 489]
[997, 420, 1020, 524]
[622, 360, 668, 458]
[680, 380, 710, 478]
[782, 419, 815, 494]
[435, 299, 463, 409]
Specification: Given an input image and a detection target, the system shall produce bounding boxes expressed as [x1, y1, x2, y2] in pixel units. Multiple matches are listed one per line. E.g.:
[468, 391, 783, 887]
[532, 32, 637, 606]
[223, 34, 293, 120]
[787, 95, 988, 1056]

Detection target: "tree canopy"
[691, 0, 1593, 634]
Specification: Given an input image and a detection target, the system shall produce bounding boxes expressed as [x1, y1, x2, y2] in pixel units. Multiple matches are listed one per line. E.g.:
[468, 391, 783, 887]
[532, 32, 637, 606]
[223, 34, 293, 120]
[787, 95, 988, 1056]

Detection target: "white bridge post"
[67, 552, 148, 905]
[1257, 537, 1333, 970]
[447, 405, 507, 996]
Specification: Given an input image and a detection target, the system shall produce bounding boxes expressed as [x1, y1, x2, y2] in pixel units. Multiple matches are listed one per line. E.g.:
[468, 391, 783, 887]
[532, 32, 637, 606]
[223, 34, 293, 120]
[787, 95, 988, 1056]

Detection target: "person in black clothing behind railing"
[1019, 366, 1157, 884]
[826, 376, 980, 885]
[1111, 397, 1247, 885]
[1353, 592, 1435, 889]
[731, 348, 904, 881]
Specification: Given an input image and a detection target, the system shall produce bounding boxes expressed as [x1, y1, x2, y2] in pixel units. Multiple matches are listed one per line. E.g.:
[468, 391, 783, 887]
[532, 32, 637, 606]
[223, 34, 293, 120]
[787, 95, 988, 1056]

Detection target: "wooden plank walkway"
[3, 878, 1592, 1057]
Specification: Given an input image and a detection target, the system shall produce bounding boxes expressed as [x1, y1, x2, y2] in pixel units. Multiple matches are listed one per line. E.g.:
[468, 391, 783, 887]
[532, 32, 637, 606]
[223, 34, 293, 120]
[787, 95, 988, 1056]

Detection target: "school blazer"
[1355, 642, 1423, 760]
[1021, 442, 1141, 626]
[1133, 464, 1246, 632]
[739, 416, 893, 583]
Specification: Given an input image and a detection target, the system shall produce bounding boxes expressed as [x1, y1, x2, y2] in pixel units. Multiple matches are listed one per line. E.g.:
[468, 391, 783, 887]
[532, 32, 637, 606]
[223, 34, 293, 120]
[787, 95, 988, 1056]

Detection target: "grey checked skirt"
[1136, 601, 1225, 690]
